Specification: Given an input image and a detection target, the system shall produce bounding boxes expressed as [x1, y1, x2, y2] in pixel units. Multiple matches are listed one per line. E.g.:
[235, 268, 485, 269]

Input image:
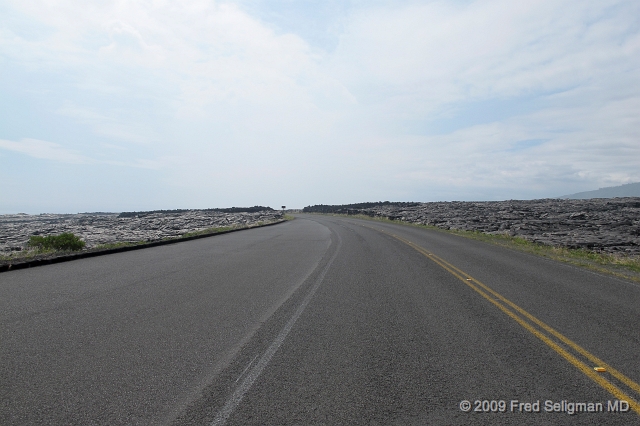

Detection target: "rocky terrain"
[304, 198, 640, 256]
[0, 209, 284, 255]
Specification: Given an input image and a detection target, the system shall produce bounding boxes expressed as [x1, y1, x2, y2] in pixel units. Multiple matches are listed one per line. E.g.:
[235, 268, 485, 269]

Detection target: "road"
[1, 214, 639, 425]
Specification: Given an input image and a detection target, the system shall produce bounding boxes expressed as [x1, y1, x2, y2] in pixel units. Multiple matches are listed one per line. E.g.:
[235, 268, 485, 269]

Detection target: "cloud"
[56, 103, 157, 145]
[330, 0, 640, 112]
[317, 0, 640, 194]
[2, 0, 352, 143]
[0, 0, 639, 211]
[0, 137, 164, 171]
[0, 138, 93, 164]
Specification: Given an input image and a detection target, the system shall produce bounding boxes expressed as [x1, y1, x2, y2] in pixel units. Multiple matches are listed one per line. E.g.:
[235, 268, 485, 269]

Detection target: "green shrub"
[28, 233, 86, 251]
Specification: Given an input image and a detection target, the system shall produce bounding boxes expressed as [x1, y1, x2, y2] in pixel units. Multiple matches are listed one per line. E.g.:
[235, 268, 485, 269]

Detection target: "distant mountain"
[559, 182, 640, 199]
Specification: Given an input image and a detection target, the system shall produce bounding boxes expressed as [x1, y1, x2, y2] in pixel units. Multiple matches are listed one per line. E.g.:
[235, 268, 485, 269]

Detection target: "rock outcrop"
[304, 198, 640, 256]
[0, 210, 283, 254]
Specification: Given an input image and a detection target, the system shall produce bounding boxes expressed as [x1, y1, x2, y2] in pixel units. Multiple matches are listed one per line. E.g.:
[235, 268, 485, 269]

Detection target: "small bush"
[28, 233, 86, 251]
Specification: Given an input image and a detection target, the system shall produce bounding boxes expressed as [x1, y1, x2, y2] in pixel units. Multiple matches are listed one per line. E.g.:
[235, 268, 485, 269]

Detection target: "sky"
[1, 0, 639, 213]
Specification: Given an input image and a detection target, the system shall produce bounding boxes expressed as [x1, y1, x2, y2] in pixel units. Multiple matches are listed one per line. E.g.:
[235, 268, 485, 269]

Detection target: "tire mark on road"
[210, 229, 343, 426]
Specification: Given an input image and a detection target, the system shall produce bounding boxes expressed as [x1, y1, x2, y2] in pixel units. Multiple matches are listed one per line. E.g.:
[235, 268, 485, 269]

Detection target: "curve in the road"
[372, 225, 640, 415]
[3, 214, 640, 425]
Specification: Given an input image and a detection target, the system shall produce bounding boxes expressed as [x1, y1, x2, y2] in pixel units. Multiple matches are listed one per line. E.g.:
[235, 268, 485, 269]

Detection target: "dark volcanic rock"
[0, 210, 283, 254]
[304, 198, 640, 256]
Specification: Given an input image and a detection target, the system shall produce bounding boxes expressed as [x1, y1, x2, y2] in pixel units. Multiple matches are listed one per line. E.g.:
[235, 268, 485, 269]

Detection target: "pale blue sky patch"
[401, 94, 550, 136]
[0, 6, 53, 43]
[238, 0, 352, 52]
[507, 139, 548, 152]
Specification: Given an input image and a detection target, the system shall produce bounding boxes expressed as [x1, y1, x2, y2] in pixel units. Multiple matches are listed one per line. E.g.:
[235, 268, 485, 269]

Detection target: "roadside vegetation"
[182, 225, 239, 238]
[0, 233, 87, 263]
[0, 247, 53, 262]
[338, 214, 640, 283]
[1, 218, 289, 265]
[28, 233, 86, 251]
[91, 226, 241, 250]
[93, 241, 151, 250]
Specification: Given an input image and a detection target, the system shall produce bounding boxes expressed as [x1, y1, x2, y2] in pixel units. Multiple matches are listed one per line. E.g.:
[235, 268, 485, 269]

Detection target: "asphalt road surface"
[1, 214, 639, 425]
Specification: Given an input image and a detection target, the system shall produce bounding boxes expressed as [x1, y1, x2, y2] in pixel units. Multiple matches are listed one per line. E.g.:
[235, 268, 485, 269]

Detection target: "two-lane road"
[2, 215, 639, 424]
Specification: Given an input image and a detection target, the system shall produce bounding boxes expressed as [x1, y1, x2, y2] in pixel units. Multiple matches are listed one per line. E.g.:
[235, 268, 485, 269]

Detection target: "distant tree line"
[118, 206, 274, 218]
[303, 202, 420, 214]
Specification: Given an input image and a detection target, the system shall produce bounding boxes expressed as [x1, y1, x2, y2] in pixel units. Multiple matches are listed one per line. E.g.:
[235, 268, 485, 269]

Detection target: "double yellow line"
[376, 227, 640, 415]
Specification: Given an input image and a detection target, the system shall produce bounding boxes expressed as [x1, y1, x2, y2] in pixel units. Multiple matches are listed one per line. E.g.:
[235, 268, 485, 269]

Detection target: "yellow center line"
[365, 225, 640, 415]
[406, 238, 640, 396]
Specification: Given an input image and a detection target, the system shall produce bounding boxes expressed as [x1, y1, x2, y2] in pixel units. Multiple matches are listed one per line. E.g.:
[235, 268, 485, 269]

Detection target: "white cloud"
[0, 137, 165, 171]
[3, 0, 352, 143]
[330, 0, 639, 112]
[0, 0, 639, 211]
[0, 138, 93, 164]
[56, 103, 157, 145]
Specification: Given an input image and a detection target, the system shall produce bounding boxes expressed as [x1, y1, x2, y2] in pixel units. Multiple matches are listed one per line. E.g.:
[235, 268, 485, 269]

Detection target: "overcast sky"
[1, 0, 639, 213]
